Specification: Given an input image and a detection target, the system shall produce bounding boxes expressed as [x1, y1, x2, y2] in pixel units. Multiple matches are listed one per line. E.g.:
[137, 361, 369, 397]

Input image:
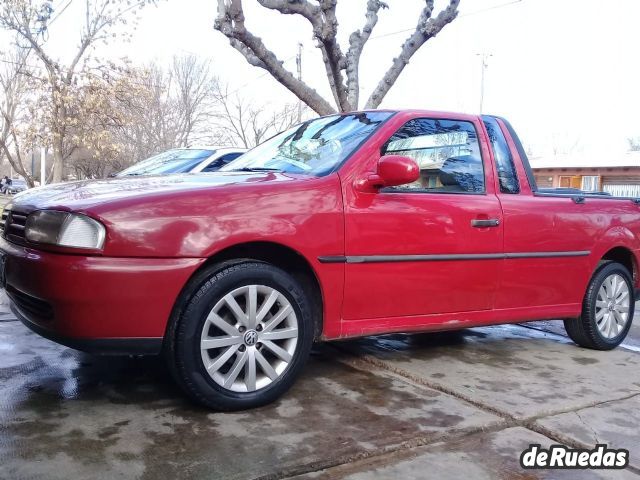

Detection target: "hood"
[10, 171, 306, 212]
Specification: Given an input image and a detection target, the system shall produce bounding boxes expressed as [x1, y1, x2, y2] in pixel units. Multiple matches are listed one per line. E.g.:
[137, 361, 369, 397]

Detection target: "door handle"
[471, 219, 500, 228]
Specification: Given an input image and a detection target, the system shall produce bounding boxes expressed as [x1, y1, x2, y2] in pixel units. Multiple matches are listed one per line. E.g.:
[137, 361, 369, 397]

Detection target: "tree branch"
[365, 0, 459, 109]
[258, 0, 350, 111]
[346, 0, 387, 109]
[215, 0, 336, 116]
[316, 0, 349, 111]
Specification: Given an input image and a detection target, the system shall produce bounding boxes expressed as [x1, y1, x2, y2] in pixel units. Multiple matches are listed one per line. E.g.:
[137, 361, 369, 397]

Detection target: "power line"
[1, 47, 284, 93]
[462, 0, 523, 17]
[0, 57, 168, 90]
[48, 0, 74, 26]
[0, 58, 42, 70]
[369, 0, 524, 41]
[223, 53, 299, 97]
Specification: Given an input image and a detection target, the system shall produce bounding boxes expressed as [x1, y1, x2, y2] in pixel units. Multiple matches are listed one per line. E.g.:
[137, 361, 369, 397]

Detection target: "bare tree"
[0, 0, 157, 182]
[550, 132, 581, 157]
[172, 55, 216, 147]
[215, 0, 460, 114]
[64, 68, 155, 178]
[628, 137, 640, 152]
[123, 63, 182, 159]
[211, 81, 304, 148]
[112, 56, 220, 166]
[67, 149, 117, 180]
[0, 45, 37, 187]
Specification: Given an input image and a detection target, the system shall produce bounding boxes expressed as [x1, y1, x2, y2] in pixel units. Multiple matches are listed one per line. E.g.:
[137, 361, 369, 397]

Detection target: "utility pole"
[296, 42, 303, 122]
[40, 147, 46, 186]
[476, 53, 492, 114]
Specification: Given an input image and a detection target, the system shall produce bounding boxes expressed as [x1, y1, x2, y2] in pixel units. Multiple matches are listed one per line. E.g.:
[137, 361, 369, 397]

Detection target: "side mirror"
[357, 155, 420, 191]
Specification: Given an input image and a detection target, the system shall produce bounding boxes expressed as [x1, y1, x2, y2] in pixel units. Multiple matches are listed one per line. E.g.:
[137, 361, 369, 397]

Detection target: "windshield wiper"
[229, 167, 282, 172]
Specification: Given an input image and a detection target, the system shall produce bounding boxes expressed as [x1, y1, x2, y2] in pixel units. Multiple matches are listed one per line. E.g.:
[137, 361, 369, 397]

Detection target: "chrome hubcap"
[200, 285, 298, 392]
[595, 274, 630, 339]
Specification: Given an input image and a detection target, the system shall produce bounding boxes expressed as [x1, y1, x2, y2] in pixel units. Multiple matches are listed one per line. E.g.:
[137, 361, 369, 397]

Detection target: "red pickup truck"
[2, 110, 638, 410]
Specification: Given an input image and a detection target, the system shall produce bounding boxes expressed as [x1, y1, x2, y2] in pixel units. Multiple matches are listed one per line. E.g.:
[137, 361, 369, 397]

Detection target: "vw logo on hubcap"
[244, 330, 258, 346]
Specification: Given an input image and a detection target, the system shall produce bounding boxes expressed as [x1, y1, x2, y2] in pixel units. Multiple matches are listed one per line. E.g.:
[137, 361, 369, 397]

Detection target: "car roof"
[184, 146, 247, 152]
[346, 109, 481, 122]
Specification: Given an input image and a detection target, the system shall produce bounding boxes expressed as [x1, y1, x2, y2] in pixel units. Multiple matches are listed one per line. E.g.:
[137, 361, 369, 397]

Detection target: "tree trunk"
[11, 161, 34, 188]
[51, 134, 64, 184]
[50, 83, 65, 184]
[0, 145, 35, 188]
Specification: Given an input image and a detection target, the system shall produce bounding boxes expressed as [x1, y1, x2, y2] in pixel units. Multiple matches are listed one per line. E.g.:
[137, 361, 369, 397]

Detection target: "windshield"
[221, 111, 393, 176]
[117, 149, 215, 176]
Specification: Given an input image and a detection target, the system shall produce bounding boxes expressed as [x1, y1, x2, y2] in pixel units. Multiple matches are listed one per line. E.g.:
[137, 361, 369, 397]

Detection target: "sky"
[7, 0, 640, 157]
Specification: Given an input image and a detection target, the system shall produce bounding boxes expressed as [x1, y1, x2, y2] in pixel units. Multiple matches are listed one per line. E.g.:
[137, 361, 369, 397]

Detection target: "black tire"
[564, 261, 635, 350]
[165, 261, 313, 410]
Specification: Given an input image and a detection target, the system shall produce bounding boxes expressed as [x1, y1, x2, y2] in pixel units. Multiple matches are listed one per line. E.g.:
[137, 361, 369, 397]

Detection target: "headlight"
[25, 211, 106, 250]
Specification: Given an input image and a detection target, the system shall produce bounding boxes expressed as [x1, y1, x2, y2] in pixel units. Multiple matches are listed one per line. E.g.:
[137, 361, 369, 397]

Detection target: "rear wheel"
[166, 261, 313, 410]
[564, 262, 634, 350]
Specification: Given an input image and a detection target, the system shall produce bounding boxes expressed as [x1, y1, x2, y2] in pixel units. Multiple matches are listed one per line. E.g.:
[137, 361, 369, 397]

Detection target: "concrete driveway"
[1, 290, 639, 479]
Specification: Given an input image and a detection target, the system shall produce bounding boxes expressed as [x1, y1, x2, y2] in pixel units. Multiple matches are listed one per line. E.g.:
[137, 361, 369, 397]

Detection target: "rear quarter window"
[483, 117, 519, 194]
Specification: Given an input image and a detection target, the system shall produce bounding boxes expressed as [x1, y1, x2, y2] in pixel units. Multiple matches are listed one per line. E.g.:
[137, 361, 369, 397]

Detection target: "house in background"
[530, 151, 640, 197]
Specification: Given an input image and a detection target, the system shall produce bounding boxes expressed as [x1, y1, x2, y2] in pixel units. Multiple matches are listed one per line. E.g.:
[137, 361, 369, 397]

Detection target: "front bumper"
[1, 236, 206, 354]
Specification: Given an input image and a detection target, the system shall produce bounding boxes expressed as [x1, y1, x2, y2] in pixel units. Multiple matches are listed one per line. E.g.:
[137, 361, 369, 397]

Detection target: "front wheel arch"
[164, 241, 324, 344]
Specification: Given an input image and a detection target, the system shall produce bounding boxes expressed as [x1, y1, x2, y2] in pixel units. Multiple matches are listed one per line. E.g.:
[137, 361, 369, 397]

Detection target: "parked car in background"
[3, 110, 640, 411]
[116, 147, 246, 177]
[3, 178, 28, 195]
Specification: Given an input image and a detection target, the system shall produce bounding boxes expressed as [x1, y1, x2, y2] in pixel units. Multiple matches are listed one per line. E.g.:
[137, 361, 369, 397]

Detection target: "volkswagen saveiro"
[2, 110, 639, 410]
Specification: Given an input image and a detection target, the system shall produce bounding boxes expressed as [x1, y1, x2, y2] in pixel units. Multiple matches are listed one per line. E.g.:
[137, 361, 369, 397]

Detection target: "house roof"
[530, 151, 640, 169]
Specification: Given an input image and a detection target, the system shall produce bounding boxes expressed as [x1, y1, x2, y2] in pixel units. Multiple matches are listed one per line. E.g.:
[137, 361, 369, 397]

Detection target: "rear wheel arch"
[600, 246, 637, 285]
[592, 224, 638, 278]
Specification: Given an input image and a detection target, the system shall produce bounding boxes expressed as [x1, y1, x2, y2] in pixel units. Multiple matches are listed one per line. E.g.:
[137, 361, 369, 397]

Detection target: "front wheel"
[564, 261, 634, 350]
[166, 261, 314, 410]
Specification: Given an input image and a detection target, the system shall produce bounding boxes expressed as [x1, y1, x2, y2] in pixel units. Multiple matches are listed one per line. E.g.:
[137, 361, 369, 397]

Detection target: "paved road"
[1, 290, 639, 479]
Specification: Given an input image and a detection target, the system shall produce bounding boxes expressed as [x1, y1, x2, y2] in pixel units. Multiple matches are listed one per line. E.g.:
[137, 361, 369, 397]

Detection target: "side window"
[202, 152, 244, 172]
[483, 117, 519, 194]
[381, 118, 484, 194]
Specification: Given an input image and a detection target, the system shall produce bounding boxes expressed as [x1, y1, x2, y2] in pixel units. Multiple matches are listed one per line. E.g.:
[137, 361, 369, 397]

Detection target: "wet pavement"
[1, 290, 639, 479]
[527, 317, 640, 350]
[297, 427, 639, 480]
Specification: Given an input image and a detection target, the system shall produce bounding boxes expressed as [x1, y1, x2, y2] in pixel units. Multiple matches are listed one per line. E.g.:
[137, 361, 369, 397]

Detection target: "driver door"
[341, 115, 503, 322]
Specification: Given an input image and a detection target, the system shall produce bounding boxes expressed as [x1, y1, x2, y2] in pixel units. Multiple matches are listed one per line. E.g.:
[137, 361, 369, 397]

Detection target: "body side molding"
[318, 251, 590, 264]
